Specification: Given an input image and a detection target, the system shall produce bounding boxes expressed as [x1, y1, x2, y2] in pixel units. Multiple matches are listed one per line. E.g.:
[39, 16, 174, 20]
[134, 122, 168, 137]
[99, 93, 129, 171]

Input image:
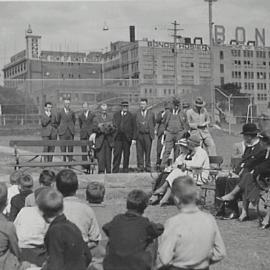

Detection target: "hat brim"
[240, 130, 259, 135]
[194, 101, 206, 107]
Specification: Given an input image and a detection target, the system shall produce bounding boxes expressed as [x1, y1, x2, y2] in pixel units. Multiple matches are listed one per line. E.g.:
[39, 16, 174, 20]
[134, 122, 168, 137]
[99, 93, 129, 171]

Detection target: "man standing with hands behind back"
[40, 102, 58, 162]
[135, 98, 155, 172]
[113, 101, 136, 173]
[57, 96, 76, 162]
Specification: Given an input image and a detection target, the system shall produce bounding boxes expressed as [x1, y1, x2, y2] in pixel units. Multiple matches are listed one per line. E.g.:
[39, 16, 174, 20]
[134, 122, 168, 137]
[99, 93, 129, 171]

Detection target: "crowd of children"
[0, 168, 226, 270]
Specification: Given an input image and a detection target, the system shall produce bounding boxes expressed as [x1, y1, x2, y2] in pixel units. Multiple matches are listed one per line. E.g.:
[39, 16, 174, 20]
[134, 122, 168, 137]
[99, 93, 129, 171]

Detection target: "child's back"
[103, 190, 163, 270]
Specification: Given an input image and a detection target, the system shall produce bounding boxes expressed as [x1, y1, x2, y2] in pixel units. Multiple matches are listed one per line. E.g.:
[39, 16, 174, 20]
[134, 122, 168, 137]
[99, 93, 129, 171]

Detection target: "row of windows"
[231, 50, 270, 58]
[144, 88, 176, 96]
[232, 71, 268, 80]
[257, 93, 268, 101]
[4, 62, 26, 78]
[257, 83, 267, 90]
[244, 82, 254, 90]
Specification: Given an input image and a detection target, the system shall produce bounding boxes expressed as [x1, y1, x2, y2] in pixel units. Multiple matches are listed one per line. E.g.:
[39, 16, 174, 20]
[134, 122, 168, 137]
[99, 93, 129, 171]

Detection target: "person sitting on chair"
[215, 123, 264, 220]
[153, 134, 209, 206]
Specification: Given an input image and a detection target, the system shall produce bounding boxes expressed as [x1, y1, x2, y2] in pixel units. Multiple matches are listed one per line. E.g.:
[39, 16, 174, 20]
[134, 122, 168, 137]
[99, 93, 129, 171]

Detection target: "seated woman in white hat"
[153, 134, 210, 206]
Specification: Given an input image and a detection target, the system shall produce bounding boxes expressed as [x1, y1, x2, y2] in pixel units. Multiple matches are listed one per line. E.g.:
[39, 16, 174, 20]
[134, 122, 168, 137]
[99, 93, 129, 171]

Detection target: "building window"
[220, 64, 224, 73]
[220, 51, 224, 60]
[78, 74, 81, 79]
[220, 77, 224, 85]
[164, 89, 167, 95]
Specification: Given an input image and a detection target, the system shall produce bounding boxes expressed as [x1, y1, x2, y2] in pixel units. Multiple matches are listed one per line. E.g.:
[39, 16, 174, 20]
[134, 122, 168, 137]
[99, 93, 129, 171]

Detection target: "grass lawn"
[0, 128, 269, 269]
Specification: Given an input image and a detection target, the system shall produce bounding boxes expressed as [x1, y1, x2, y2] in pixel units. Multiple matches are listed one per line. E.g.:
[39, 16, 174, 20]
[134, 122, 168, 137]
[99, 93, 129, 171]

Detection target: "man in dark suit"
[112, 101, 136, 173]
[40, 102, 58, 162]
[78, 102, 96, 169]
[134, 98, 155, 172]
[93, 104, 116, 174]
[155, 102, 170, 171]
[57, 97, 76, 162]
[215, 123, 264, 219]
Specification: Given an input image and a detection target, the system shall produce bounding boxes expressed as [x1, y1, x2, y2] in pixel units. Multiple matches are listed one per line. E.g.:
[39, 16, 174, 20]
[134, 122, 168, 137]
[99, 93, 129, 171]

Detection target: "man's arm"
[41, 114, 51, 127]
[146, 221, 164, 240]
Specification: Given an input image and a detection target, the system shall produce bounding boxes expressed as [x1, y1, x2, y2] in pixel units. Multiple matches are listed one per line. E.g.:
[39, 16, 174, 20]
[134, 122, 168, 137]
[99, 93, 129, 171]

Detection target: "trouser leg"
[59, 135, 67, 162]
[136, 134, 144, 170]
[144, 134, 152, 171]
[156, 135, 163, 165]
[202, 132, 216, 156]
[113, 140, 123, 173]
[48, 133, 57, 162]
[42, 136, 50, 162]
[161, 133, 174, 167]
[226, 177, 240, 215]
[104, 139, 112, 174]
[122, 139, 131, 171]
[96, 143, 106, 173]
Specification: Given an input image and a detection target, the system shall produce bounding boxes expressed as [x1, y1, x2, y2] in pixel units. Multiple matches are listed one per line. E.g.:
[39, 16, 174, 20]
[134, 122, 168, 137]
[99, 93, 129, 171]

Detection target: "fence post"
[3, 115, 5, 126]
[21, 116, 24, 126]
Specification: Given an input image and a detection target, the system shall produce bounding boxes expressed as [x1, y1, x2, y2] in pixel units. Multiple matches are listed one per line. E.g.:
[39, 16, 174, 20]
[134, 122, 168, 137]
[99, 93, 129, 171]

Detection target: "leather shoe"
[222, 212, 239, 220]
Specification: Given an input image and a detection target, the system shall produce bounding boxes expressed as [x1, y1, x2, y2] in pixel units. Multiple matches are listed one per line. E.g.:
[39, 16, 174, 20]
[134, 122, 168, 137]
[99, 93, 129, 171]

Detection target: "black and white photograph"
[0, 0, 270, 269]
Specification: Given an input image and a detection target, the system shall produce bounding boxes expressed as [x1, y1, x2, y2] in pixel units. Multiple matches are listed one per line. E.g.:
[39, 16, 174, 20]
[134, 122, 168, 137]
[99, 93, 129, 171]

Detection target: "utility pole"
[204, 0, 218, 120]
[168, 21, 183, 97]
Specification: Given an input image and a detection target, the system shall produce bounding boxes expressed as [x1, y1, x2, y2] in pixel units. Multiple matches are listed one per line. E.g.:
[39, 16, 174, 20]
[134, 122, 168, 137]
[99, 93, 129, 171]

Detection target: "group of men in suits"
[41, 96, 216, 174]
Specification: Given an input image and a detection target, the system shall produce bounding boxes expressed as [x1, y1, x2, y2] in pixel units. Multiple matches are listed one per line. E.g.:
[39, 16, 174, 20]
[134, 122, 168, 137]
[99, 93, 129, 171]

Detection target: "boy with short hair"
[14, 187, 50, 266]
[158, 176, 226, 270]
[56, 169, 101, 249]
[37, 188, 91, 270]
[103, 189, 164, 270]
[25, 169, 55, 207]
[3, 170, 22, 216]
[10, 174, 33, 221]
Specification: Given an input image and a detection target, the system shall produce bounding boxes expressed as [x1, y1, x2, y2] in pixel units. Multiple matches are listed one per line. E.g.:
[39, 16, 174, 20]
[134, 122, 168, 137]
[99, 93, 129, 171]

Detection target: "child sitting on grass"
[37, 188, 92, 270]
[158, 175, 226, 270]
[103, 189, 164, 270]
[0, 182, 30, 270]
[10, 173, 33, 221]
[25, 170, 55, 207]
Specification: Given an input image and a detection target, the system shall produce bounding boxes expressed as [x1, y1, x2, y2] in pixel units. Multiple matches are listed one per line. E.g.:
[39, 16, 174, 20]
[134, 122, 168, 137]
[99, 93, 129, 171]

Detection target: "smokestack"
[129, 25, 135, 42]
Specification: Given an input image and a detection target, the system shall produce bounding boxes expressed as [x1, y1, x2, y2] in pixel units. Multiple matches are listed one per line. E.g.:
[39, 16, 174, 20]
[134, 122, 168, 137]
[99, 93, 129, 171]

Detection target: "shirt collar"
[246, 138, 260, 147]
[126, 209, 142, 217]
[179, 205, 200, 213]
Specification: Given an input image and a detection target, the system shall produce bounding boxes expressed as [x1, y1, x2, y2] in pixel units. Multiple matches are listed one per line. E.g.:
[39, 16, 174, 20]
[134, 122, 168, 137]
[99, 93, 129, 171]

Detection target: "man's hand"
[132, 140, 136, 145]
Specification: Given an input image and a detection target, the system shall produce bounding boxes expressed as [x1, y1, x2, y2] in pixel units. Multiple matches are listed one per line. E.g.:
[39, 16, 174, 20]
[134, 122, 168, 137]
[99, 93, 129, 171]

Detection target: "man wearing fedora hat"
[186, 96, 216, 156]
[160, 98, 189, 169]
[112, 101, 136, 173]
[215, 123, 264, 220]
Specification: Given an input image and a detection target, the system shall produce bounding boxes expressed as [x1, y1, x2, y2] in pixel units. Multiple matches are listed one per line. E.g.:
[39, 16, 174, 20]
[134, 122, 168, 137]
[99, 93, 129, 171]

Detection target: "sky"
[0, 0, 270, 72]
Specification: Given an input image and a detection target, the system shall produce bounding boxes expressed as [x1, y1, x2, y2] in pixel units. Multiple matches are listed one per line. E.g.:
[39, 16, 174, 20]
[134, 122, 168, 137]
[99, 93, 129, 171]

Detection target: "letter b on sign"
[214, 25, 225, 44]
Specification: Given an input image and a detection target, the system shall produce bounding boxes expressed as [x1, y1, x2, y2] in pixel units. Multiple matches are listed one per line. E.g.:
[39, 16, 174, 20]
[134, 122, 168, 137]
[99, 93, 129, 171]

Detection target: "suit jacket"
[44, 214, 91, 270]
[93, 113, 116, 150]
[235, 140, 265, 175]
[57, 109, 76, 136]
[113, 111, 135, 141]
[245, 148, 270, 177]
[156, 110, 168, 138]
[135, 109, 156, 140]
[40, 112, 58, 137]
[78, 111, 96, 138]
[164, 110, 189, 133]
[103, 210, 164, 270]
[232, 141, 245, 159]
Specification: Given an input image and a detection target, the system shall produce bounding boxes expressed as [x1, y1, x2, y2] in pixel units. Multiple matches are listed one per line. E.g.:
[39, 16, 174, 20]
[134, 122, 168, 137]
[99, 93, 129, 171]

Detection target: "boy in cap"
[103, 189, 164, 270]
[37, 188, 92, 270]
[10, 173, 33, 221]
[112, 101, 136, 173]
[158, 175, 226, 270]
[186, 96, 216, 155]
